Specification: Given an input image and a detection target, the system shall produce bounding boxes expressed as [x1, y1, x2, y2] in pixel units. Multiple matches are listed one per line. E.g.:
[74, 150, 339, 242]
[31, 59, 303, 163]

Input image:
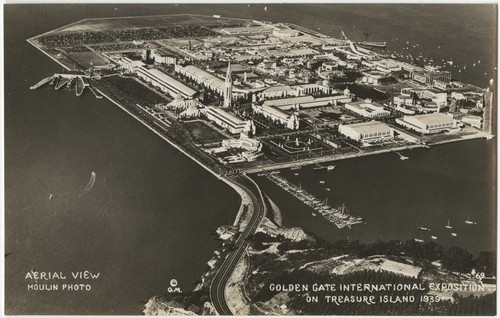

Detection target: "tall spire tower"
[223, 61, 233, 108]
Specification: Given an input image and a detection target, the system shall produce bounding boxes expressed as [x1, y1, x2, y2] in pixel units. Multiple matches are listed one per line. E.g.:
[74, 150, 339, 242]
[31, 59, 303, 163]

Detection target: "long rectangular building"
[137, 66, 196, 99]
[252, 104, 299, 130]
[345, 101, 390, 118]
[396, 113, 455, 134]
[338, 121, 393, 142]
[205, 106, 247, 134]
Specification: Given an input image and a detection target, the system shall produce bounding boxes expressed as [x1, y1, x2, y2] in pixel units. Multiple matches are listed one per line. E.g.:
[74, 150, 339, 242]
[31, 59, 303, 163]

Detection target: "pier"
[88, 86, 103, 99]
[264, 173, 363, 229]
[75, 76, 89, 96]
[55, 77, 69, 90]
[30, 76, 53, 90]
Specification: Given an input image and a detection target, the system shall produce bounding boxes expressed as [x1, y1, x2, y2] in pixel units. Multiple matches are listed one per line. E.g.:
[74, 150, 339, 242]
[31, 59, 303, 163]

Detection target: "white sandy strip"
[96, 88, 249, 226]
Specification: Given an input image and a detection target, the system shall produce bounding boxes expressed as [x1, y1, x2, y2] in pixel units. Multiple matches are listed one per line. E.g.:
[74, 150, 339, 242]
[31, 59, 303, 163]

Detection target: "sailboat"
[445, 219, 452, 229]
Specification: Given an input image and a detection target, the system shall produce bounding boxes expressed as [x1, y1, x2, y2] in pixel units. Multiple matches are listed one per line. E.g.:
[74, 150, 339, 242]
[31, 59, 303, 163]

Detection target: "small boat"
[418, 226, 431, 231]
[445, 219, 453, 229]
[49, 194, 53, 200]
[465, 216, 477, 225]
[414, 238, 424, 243]
[396, 152, 409, 160]
[319, 180, 325, 184]
[451, 233, 458, 237]
[327, 165, 336, 171]
[431, 236, 437, 240]
[325, 188, 331, 191]
[294, 173, 299, 176]
[312, 212, 317, 217]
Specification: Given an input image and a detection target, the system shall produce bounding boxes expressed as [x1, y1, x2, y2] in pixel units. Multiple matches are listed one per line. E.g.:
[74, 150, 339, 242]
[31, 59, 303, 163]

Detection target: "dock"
[55, 77, 70, 90]
[88, 86, 103, 99]
[76, 77, 86, 96]
[264, 173, 363, 229]
[30, 76, 53, 90]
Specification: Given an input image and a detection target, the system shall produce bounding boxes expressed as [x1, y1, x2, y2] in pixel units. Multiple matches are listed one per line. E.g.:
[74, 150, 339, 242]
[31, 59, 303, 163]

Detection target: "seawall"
[96, 88, 251, 226]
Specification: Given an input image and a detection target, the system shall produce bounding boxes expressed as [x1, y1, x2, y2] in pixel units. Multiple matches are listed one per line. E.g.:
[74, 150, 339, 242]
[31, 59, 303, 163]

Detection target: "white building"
[167, 93, 197, 109]
[204, 106, 249, 134]
[220, 134, 263, 162]
[252, 104, 300, 130]
[422, 89, 447, 107]
[153, 49, 177, 65]
[461, 115, 482, 129]
[175, 64, 249, 99]
[396, 113, 456, 134]
[262, 94, 352, 111]
[258, 83, 331, 100]
[137, 66, 196, 99]
[394, 94, 414, 107]
[338, 121, 393, 142]
[345, 101, 390, 118]
[118, 57, 146, 73]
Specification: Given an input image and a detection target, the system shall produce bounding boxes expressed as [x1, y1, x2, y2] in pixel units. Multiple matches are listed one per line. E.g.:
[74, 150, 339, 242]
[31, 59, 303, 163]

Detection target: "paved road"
[209, 174, 267, 315]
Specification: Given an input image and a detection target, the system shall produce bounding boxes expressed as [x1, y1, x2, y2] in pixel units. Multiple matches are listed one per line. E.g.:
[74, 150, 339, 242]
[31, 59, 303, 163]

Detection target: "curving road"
[209, 174, 267, 315]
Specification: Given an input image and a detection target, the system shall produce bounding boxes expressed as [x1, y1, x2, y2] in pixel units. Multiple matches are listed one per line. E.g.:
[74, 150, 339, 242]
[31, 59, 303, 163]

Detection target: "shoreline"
[95, 88, 250, 227]
[243, 132, 492, 174]
[26, 39, 71, 71]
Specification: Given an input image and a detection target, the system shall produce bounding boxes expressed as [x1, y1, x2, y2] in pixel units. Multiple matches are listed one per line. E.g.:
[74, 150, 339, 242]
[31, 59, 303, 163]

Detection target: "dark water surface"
[255, 139, 496, 253]
[4, 3, 497, 314]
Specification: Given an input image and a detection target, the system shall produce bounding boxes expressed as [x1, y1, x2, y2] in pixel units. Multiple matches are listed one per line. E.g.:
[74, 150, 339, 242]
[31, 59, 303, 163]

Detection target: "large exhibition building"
[338, 121, 393, 142]
[137, 66, 197, 99]
[396, 113, 456, 134]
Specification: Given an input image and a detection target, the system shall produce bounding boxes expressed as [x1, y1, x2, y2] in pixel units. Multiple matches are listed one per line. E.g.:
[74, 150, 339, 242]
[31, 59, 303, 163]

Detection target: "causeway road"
[209, 174, 267, 315]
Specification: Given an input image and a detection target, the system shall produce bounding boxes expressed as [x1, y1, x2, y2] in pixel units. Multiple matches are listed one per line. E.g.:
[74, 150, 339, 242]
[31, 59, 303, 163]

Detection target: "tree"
[442, 246, 473, 273]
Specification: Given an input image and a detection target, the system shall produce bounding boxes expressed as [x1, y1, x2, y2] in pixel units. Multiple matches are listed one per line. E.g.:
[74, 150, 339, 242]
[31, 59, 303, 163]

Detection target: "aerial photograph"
[3, 3, 497, 316]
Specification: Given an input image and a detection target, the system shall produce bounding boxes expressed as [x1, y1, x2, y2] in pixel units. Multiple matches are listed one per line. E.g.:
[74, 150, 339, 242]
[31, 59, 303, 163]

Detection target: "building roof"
[347, 101, 386, 110]
[206, 106, 246, 126]
[263, 95, 315, 107]
[342, 121, 392, 134]
[184, 65, 248, 93]
[262, 85, 293, 93]
[139, 67, 196, 96]
[409, 113, 454, 125]
[261, 104, 290, 121]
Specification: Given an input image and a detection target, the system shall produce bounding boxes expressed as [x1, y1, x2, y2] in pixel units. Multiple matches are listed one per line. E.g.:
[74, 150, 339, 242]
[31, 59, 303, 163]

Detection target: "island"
[27, 13, 496, 315]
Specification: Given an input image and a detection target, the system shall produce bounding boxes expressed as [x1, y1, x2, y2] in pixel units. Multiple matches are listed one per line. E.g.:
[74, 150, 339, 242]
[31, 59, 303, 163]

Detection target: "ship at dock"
[265, 172, 363, 229]
[356, 41, 387, 48]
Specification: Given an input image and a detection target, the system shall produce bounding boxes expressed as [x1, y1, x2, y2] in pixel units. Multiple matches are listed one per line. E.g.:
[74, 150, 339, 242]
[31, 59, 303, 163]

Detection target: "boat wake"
[80, 171, 96, 195]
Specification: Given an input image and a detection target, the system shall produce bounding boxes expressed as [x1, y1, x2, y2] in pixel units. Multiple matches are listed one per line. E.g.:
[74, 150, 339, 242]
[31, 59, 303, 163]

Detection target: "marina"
[264, 172, 363, 229]
[30, 72, 96, 98]
[6, 3, 496, 315]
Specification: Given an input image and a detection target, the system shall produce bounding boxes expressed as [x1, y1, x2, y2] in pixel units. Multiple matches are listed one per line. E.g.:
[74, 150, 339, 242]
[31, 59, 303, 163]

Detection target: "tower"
[223, 61, 233, 108]
[483, 88, 493, 134]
